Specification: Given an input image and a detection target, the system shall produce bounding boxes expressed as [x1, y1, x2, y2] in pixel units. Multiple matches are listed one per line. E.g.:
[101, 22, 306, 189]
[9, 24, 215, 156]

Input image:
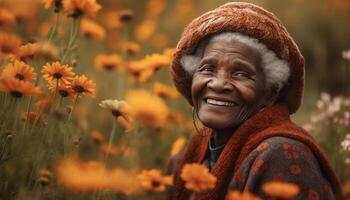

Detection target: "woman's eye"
[232, 71, 250, 78]
[199, 64, 214, 73]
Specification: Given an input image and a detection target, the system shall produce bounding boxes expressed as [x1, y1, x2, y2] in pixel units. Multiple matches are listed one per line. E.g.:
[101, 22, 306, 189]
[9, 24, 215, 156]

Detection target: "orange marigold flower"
[42, 61, 75, 85]
[226, 191, 262, 200]
[35, 97, 53, 113]
[47, 81, 74, 97]
[1, 60, 36, 81]
[153, 82, 179, 99]
[118, 9, 134, 23]
[0, 8, 16, 27]
[146, 0, 166, 18]
[20, 111, 47, 126]
[34, 41, 59, 61]
[0, 78, 42, 98]
[163, 48, 175, 59]
[99, 143, 120, 156]
[16, 43, 36, 63]
[262, 181, 300, 199]
[0, 31, 21, 55]
[170, 137, 187, 157]
[91, 131, 104, 144]
[41, 0, 63, 12]
[95, 54, 123, 71]
[142, 53, 170, 72]
[70, 75, 96, 97]
[62, 0, 102, 18]
[166, 109, 184, 124]
[125, 90, 168, 128]
[127, 60, 154, 84]
[137, 169, 173, 192]
[180, 163, 217, 192]
[56, 156, 142, 194]
[122, 41, 140, 55]
[80, 18, 105, 40]
[134, 19, 157, 42]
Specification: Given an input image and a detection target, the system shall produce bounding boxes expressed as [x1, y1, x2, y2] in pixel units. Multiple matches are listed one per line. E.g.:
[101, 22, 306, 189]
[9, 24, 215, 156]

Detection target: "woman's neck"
[212, 127, 236, 147]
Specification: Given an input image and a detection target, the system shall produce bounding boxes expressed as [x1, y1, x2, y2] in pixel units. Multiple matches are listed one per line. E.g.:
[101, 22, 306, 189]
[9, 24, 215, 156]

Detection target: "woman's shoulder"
[229, 136, 335, 199]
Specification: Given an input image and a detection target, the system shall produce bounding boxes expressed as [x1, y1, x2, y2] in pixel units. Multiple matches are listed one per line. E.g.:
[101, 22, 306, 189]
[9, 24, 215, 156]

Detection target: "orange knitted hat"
[171, 2, 305, 114]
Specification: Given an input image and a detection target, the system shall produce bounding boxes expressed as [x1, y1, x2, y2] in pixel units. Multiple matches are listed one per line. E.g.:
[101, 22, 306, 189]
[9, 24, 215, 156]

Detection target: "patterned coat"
[166, 104, 344, 200]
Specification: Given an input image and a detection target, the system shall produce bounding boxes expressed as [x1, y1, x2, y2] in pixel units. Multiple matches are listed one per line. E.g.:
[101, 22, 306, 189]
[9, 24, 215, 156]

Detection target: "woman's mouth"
[204, 98, 236, 107]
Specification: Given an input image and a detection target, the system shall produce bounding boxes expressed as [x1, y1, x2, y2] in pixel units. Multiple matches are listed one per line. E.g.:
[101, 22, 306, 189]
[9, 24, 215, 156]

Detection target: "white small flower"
[342, 49, 350, 61]
[99, 99, 130, 118]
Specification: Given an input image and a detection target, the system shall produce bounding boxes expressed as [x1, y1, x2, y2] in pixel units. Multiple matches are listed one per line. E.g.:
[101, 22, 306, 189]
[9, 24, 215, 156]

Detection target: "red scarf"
[172, 104, 344, 200]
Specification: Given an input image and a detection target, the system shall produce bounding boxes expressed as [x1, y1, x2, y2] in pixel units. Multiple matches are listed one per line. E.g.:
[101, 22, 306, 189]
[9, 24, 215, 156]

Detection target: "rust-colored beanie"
[171, 2, 305, 114]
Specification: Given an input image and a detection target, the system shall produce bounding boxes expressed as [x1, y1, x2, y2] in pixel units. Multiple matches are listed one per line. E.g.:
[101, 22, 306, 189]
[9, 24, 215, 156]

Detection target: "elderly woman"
[166, 2, 344, 200]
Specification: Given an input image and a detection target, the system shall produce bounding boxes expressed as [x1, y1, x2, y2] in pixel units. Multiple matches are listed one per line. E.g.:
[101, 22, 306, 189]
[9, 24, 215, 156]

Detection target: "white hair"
[180, 32, 290, 93]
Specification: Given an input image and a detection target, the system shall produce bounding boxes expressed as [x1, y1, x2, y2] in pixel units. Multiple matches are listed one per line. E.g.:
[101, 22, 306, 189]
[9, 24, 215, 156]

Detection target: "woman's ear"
[263, 84, 279, 107]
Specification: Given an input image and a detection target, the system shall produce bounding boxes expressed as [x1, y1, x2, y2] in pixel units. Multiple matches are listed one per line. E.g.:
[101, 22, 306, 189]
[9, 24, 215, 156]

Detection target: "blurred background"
[0, 0, 349, 199]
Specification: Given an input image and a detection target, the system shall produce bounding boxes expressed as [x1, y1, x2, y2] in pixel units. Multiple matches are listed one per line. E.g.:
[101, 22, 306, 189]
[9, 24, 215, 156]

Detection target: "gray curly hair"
[180, 32, 291, 94]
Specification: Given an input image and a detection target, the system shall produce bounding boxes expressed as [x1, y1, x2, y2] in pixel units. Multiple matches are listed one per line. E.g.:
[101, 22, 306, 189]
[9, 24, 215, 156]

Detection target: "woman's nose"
[207, 76, 234, 93]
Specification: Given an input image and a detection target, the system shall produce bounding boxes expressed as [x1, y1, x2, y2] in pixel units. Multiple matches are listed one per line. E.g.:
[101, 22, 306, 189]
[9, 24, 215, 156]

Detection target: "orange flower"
[41, 0, 63, 12]
[0, 31, 21, 55]
[166, 109, 184, 124]
[118, 9, 134, 23]
[163, 48, 175, 60]
[134, 19, 157, 41]
[127, 53, 170, 83]
[137, 169, 173, 192]
[142, 53, 171, 72]
[62, 0, 101, 18]
[127, 60, 154, 83]
[33, 41, 59, 61]
[80, 18, 105, 40]
[262, 181, 300, 199]
[125, 90, 168, 127]
[180, 163, 217, 192]
[70, 75, 96, 97]
[91, 131, 104, 144]
[0, 8, 16, 27]
[47, 81, 74, 97]
[42, 61, 75, 86]
[226, 191, 262, 200]
[16, 43, 36, 63]
[95, 54, 123, 71]
[99, 143, 120, 156]
[153, 82, 179, 99]
[122, 41, 140, 55]
[20, 111, 46, 126]
[0, 78, 42, 98]
[146, 0, 166, 18]
[170, 137, 187, 157]
[35, 97, 53, 113]
[1, 60, 36, 81]
[56, 156, 142, 194]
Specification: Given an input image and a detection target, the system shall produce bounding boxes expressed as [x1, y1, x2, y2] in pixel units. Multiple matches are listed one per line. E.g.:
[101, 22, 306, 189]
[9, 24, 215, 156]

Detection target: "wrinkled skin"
[191, 38, 276, 146]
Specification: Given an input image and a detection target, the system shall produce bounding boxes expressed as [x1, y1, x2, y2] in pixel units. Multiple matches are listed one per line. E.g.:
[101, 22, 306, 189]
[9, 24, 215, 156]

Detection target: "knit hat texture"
[171, 2, 305, 114]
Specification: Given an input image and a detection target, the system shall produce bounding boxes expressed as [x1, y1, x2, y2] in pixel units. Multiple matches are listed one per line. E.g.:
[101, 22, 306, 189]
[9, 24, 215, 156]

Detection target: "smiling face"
[191, 38, 275, 134]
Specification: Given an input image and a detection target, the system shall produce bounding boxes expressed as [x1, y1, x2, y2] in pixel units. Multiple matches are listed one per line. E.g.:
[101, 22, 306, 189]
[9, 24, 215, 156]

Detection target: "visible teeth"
[206, 98, 235, 107]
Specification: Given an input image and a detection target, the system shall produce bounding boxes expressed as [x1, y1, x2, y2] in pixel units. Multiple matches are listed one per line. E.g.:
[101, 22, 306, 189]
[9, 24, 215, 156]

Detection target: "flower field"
[0, 0, 349, 199]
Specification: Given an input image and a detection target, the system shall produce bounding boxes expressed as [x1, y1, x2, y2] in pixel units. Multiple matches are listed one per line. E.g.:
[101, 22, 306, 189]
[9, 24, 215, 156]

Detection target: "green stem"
[66, 95, 79, 123]
[21, 96, 33, 135]
[47, 11, 60, 42]
[104, 120, 117, 163]
[61, 17, 81, 63]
